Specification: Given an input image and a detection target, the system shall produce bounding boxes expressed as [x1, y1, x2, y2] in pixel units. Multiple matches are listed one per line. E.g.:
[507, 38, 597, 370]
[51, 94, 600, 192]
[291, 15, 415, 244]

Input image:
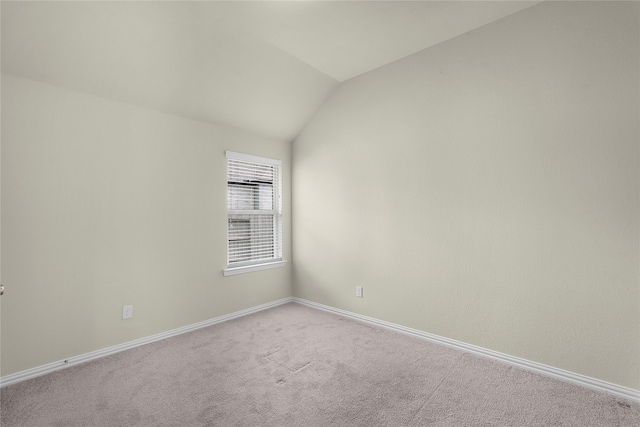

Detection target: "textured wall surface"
[292, 1, 639, 389]
[1, 75, 292, 376]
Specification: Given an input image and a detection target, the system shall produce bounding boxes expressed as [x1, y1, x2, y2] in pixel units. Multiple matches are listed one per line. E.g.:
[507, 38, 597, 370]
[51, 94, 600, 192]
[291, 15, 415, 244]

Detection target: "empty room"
[1, 1, 639, 425]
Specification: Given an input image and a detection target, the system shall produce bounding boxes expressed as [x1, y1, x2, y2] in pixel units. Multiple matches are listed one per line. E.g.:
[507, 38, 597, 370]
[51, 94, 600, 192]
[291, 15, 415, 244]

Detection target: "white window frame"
[223, 151, 286, 276]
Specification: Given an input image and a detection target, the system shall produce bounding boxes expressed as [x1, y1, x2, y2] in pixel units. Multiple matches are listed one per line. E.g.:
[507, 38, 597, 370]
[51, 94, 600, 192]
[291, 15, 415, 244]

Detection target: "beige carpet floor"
[1, 302, 639, 426]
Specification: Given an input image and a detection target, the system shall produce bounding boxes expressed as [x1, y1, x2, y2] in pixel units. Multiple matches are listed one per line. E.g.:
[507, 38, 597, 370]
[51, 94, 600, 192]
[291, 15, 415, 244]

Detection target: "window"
[224, 151, 285, 276]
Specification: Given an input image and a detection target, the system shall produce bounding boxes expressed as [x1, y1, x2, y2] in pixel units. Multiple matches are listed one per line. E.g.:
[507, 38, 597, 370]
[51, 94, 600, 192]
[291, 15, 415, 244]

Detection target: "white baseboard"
[3, 295, 638, 403]
[0, 297, 293, 388]
[292, 297, 640, 403]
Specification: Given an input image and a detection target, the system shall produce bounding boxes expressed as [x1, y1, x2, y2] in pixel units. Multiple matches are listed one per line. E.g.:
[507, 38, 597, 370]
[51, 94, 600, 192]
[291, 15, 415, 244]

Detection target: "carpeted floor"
[1, 302, 639, 426]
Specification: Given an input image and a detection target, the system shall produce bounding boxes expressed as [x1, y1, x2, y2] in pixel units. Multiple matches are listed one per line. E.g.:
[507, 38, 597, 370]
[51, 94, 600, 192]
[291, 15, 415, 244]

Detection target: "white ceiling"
[1, 1, 541, 141]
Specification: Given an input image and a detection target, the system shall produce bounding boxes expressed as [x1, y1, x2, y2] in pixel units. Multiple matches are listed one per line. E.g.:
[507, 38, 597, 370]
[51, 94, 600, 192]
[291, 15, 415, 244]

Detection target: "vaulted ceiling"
[1, 1, 541, 141]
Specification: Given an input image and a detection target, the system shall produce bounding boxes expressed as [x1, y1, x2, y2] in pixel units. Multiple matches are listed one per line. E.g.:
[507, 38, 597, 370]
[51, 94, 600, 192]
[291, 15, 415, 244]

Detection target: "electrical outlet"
[355, 286, 363, 298]
[122, 305, 133, 319]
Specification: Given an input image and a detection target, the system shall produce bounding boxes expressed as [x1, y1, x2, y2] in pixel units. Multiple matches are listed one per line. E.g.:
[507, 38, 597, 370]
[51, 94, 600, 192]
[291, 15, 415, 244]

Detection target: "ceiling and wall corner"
[290, 0, 640, 390]
[1, 0, 541, 142]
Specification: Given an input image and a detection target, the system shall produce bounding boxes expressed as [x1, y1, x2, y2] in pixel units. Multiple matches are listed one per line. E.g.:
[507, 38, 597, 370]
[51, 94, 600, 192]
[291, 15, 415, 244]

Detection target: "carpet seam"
[407, 352, 467, 423]
[264, 355, 313, 373]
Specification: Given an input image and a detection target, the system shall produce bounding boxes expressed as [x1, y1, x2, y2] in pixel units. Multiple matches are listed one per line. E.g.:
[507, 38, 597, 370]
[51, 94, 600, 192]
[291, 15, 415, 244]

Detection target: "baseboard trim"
[4, 296, 638, 402]
[0, 297, 293, 388]
[292, 297, 640, 403]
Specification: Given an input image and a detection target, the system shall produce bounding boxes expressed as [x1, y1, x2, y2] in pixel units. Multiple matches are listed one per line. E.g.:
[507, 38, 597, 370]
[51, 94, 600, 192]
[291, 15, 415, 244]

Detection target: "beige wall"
[292, 1, 639, 389]
[1, 75, 291, 376]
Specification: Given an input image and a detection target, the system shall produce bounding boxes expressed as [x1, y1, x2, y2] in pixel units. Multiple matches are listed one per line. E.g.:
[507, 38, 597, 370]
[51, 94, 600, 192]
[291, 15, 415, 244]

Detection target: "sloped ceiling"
[1, 1, 540, 141]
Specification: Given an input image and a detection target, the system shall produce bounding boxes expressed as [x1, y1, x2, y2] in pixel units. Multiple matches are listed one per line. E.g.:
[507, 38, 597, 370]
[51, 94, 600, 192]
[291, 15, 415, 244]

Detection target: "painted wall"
[1, 75, 291, 376]
[292, 1, 639, 389]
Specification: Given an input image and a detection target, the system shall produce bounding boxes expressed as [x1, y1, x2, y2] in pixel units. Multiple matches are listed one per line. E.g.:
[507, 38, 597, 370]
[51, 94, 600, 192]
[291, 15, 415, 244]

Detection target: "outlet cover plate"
[122, 305, 133, 319]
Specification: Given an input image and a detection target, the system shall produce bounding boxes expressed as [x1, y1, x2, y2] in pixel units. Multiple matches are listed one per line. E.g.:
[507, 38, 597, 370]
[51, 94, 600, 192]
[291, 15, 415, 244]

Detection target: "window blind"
[226, 151, 282, 267]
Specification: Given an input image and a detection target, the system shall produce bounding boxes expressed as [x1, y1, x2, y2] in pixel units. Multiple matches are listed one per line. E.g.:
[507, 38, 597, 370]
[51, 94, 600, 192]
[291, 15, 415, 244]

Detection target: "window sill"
[223, 260, 287, 277]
